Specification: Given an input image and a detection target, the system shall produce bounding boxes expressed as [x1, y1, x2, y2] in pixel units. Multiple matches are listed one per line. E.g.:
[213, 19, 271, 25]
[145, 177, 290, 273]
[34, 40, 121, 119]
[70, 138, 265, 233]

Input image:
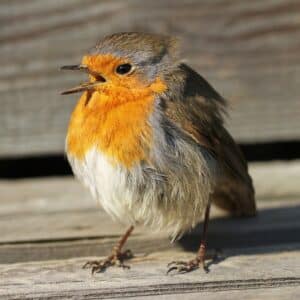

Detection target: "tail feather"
[212, 175, 256, 217]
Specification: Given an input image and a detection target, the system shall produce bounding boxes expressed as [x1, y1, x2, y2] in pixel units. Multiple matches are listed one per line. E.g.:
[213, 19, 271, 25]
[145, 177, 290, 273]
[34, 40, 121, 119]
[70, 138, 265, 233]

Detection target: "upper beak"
[60, 64, 106, 95]
[60, 82, 99, 95]
[61, 64, 87, 71]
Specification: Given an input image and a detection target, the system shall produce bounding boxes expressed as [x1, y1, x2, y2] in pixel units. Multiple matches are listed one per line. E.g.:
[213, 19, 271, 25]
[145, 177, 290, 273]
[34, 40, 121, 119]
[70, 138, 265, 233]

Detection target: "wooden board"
[0, 247, 299, 299]
[0, 161, 299, 244]
[0, 161, 300, 263]
[135, 287, 300, 300]
[0, 161, 300, 298]
[1, 0, 300, 157]
[132, 287, 300, 300]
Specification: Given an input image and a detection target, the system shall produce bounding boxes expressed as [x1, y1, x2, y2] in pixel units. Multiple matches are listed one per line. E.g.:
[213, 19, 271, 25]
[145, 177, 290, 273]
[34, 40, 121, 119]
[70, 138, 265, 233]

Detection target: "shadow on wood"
[1, 199, 299, 264]
[179, 203, 300, 254]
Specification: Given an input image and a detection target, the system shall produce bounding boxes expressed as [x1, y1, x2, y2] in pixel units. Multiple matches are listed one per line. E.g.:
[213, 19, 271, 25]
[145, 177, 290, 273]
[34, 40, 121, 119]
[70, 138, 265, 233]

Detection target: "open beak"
[60, 82, 99, 95]
[61, 64, 90, 71]
[60, 64, 106, 95]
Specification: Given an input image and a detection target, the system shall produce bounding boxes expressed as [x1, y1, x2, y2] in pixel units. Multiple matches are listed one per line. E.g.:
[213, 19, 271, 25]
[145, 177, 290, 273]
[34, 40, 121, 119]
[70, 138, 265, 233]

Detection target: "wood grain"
[132, 287, 300, 300]
[0, 247, 299, 299]
[0, 161, 300, 298]
[0, 161, 300, 263]
[1, 0, 300, 156]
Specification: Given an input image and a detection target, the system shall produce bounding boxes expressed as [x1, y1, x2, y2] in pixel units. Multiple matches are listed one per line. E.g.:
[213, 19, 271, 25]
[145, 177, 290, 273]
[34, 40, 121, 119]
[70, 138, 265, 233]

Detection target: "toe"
[166, 266, 179, 275]
[82, 260, 98, 269]
[167, 260, 186, 267]
[166, 259, 203, 275]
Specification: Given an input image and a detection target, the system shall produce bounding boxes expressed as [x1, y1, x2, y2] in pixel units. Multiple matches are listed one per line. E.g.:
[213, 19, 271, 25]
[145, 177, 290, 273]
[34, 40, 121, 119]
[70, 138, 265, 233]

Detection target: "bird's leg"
[83, 225, 134, 274]
[167, 201, 215, 274]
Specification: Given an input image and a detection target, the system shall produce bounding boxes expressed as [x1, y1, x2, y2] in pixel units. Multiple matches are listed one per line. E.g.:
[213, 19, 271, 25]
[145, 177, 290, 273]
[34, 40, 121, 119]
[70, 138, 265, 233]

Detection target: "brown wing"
[162, 64, 256, 216]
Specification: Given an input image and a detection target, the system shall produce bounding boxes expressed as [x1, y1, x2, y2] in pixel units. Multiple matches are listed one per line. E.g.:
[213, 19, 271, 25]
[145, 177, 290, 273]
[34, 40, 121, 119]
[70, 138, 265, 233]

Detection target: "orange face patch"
[66, 54, 167, 168]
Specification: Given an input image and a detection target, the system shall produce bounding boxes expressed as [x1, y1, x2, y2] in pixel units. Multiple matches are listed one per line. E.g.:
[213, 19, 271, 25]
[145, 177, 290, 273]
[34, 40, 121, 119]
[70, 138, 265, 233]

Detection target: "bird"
[61, 32, 256, 274]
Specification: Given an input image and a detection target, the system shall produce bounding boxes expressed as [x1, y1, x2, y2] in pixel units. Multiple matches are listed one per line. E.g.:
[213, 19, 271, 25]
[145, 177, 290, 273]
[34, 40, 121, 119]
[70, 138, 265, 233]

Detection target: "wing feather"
[162, 64, 256, 216]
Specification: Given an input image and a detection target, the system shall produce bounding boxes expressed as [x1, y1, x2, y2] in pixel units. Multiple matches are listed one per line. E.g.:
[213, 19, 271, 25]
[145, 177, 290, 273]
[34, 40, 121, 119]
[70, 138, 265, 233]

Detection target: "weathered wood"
[0, 177, 144, 244]
[0, 246, 299, 299]
[0, 179, 299, 245]
[0, 235, 171, 264]
[1, 0, 300, 157]
[250, 160, 300, 199]
[0, 162, 300, 298]
[132, 287, 300, 300]
[0, 161, 300, 264]
[1, 196, 299, 263]
[1, 161, 299, 214]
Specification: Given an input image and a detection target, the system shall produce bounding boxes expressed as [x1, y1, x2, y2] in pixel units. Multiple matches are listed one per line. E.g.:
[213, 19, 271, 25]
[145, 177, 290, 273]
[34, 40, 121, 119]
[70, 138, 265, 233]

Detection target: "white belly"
[68, 147, 138, 224]
[67, 138, 217, 238]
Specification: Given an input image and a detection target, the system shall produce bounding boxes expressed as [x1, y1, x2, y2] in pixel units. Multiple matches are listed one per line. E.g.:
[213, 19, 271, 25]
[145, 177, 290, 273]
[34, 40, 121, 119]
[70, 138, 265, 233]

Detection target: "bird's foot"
[167, 257, 206, 274]
[83, 249, 134, 274]
[167, 252, 218, 275]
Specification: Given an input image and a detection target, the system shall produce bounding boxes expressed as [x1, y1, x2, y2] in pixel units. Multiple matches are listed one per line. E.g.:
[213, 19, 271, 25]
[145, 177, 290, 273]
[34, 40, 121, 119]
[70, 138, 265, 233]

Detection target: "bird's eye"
[116, 63, 132, 75]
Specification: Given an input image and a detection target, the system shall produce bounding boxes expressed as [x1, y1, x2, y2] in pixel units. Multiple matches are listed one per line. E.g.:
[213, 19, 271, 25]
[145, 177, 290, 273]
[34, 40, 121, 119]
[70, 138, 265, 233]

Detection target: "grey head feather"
[89, 32, 180, 81]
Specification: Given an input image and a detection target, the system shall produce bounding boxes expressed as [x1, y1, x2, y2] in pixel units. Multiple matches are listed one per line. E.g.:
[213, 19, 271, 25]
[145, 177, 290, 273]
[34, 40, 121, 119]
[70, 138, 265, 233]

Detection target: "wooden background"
[1, 0, 300, 157]
[1, 2, 300, 298]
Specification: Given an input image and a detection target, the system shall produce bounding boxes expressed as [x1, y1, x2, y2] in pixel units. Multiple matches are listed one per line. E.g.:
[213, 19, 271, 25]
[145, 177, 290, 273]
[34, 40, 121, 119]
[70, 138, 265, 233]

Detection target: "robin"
[61, 32, 256, 274]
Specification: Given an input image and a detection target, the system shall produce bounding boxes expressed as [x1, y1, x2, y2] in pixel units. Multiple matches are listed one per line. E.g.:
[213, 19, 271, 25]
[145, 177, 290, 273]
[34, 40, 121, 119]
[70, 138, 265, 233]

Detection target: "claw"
[166, 258, 201, 275]
[82, 260, 97, 269]
[166, 266, 178, 275]
[83, 249, 134, 274]
[167, 260, 186, 267]
[167, 250, 221, 275]
[167, 264, 194, 275]
[91, 266, 100, 275]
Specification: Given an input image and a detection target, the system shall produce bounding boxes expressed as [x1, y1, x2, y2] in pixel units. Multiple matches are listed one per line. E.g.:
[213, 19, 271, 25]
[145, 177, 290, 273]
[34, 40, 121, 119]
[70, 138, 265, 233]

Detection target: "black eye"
[116, 63, 132, 75]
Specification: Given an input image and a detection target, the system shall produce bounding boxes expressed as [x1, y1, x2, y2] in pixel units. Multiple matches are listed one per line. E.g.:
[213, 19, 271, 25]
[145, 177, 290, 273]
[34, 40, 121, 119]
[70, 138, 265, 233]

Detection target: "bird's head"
[61, 32, 180, 100]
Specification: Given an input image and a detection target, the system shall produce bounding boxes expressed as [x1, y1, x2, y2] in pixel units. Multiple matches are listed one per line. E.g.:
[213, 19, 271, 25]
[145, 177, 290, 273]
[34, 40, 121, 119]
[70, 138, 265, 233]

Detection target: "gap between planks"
[0, 246, 300, 299]
[0, 161, 300, 263]
[0, 161, 300, 298]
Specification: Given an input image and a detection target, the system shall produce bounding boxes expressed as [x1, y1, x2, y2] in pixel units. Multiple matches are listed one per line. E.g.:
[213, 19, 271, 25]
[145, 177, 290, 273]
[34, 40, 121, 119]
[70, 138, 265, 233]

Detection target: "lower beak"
[60, 64, 106, 95]
[61, 82, 99, 95]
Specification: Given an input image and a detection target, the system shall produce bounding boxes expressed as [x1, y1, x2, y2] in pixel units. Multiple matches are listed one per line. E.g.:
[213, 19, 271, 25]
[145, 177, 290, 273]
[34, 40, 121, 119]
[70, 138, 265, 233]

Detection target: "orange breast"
[66, 79, 166, 168]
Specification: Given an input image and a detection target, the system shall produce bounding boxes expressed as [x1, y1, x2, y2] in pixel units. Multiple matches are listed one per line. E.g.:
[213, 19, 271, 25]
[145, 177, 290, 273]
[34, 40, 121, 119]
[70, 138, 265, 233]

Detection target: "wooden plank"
[0, 177, 145, 244]
[0, 196, 299, 263]
[250, 160, 300, 199]
[0, 235, 172, 264]
[1, 0, 300, 156]
[132, 287, 300, 300]
[0, 246, 299, 299]
[1, 161, 300, 214]
[0, 161, 300, 263]
[0, 162, 299, 298]
[0, 178, 299, 246]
